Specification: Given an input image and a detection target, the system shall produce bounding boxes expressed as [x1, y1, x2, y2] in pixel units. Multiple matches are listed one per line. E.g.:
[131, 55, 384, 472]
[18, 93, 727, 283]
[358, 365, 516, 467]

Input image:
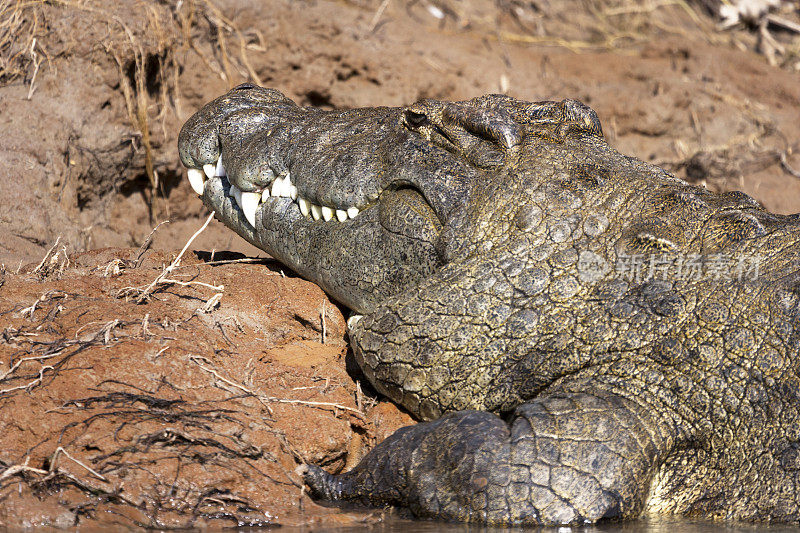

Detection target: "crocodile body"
[178, 85, 800, 525]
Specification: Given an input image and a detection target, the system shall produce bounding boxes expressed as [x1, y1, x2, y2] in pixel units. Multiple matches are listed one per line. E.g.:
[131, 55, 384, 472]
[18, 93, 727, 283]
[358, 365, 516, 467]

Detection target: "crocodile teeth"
[347, 314, 363, 329]
[298, 197, 311, 216]
[230, 183, 243, 210]
[279, 173, 293, 198]
[209, 166, 365, 224]
[268, 174, 291, 198]
[203, 163, 216, 180]
[187, 168, 205, 195]
[271, 176, 284, 197]
[241, 191, 261, 227]
[281, 180, 292, 197]
[215, 156, 227, 177]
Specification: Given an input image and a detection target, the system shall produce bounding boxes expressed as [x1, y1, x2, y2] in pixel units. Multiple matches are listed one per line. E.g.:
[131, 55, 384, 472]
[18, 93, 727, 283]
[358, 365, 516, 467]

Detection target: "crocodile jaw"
[192, 162, 442, 314]
[187, 155, 362, 226]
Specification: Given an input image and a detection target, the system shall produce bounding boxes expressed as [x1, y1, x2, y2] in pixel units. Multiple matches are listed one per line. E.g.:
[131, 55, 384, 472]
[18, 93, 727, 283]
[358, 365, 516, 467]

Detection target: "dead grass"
[30, 237, 70, 281]
[0, 1, 42, 83]
[404, 0, 719, 52]
[363, 0, 797, 65]
[0, 0, 260, 193]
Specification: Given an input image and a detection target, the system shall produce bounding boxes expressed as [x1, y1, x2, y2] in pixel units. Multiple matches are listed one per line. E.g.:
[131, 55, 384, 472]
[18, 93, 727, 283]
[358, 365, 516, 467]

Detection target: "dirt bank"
[0, 246, 413, 528]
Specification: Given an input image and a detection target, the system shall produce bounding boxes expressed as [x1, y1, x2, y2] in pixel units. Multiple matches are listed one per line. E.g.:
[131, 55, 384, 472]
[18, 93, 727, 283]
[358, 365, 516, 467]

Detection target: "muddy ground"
[0, 0, 799, 528]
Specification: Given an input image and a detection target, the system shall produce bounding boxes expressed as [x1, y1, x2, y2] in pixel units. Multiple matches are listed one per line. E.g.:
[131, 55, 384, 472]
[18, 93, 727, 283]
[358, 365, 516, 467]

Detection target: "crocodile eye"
[404, 110, 429, 129]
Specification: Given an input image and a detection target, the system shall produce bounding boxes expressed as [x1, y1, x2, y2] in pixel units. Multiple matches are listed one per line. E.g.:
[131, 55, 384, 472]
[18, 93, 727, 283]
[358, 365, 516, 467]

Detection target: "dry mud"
[0, 0, 799, 528]
[0, 247, 413, 528]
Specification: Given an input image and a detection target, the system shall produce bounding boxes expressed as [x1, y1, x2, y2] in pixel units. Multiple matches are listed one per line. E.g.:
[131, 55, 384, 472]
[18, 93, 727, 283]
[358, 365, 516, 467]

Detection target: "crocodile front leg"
[301, 386, 675, 525]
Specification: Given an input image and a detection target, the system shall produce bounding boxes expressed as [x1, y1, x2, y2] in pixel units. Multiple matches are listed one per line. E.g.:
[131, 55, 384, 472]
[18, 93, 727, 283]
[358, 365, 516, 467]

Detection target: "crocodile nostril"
[234, 82, 258, 91]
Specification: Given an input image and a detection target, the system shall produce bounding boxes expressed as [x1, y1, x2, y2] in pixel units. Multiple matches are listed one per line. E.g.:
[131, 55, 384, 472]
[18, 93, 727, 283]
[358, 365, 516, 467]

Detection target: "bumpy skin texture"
[179, 85, 800, 525]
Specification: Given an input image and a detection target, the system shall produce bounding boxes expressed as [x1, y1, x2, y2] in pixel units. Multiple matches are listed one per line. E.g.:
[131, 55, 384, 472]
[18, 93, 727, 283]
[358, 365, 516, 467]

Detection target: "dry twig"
[0, 364, 54, 394]
[190, 355, 365, 418]
[117, 213, 223, 302]
[134, 220, 169, 268]
[198, 292, 223, 313]
[52, 446, 108, 482]
[0, 351, 63, 382]
[25, 36, 42, 99]
[0, 458, 48, 483]
[369, 0, 391, 31]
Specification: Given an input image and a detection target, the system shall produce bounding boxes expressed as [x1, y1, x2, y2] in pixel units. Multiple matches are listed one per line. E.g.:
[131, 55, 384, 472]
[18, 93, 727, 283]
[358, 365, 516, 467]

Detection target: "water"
[281, 516, 800, 533]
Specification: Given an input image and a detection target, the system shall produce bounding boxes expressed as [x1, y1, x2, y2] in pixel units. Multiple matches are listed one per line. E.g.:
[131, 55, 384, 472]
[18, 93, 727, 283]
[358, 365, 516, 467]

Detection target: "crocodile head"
[178, 84, 595, 313]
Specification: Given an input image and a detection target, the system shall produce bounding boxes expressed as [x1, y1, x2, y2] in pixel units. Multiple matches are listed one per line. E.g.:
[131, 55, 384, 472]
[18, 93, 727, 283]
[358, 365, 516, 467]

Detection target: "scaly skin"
[178, 84, 800, 525]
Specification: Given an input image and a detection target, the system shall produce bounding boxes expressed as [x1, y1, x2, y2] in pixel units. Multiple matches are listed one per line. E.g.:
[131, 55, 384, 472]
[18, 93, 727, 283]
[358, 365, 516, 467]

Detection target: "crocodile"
[178, 84, 800, 525]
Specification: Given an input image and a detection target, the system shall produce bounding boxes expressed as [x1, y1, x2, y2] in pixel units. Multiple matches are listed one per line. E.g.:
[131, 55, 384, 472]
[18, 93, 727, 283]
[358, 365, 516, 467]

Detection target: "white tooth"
[282, 173, 292, 197]
[230, 184, 243, 209]
[203, 163, 215, 179]
[271, 178, 282, 197]
[347, 314, 363, 329]
[321, 206, 333, 221]
[347, 206, 360, 219]
[215, 156, 226, 177]
[298, 198, 310, 216]
[187, 168, 205, 195]
[241, 191, 260, 227]
[311, 204, 322, 220]
[262, 188, 270, 202]
[336, 209, 348, 222]
[271, 176, 284, 197]
[289, 185, 298, 200]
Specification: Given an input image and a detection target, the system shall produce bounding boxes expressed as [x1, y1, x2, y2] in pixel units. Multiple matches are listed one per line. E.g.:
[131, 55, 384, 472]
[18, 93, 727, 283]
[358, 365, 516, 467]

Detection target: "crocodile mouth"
[186, 155, 441, 230]
[187, 155, 365, 226]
